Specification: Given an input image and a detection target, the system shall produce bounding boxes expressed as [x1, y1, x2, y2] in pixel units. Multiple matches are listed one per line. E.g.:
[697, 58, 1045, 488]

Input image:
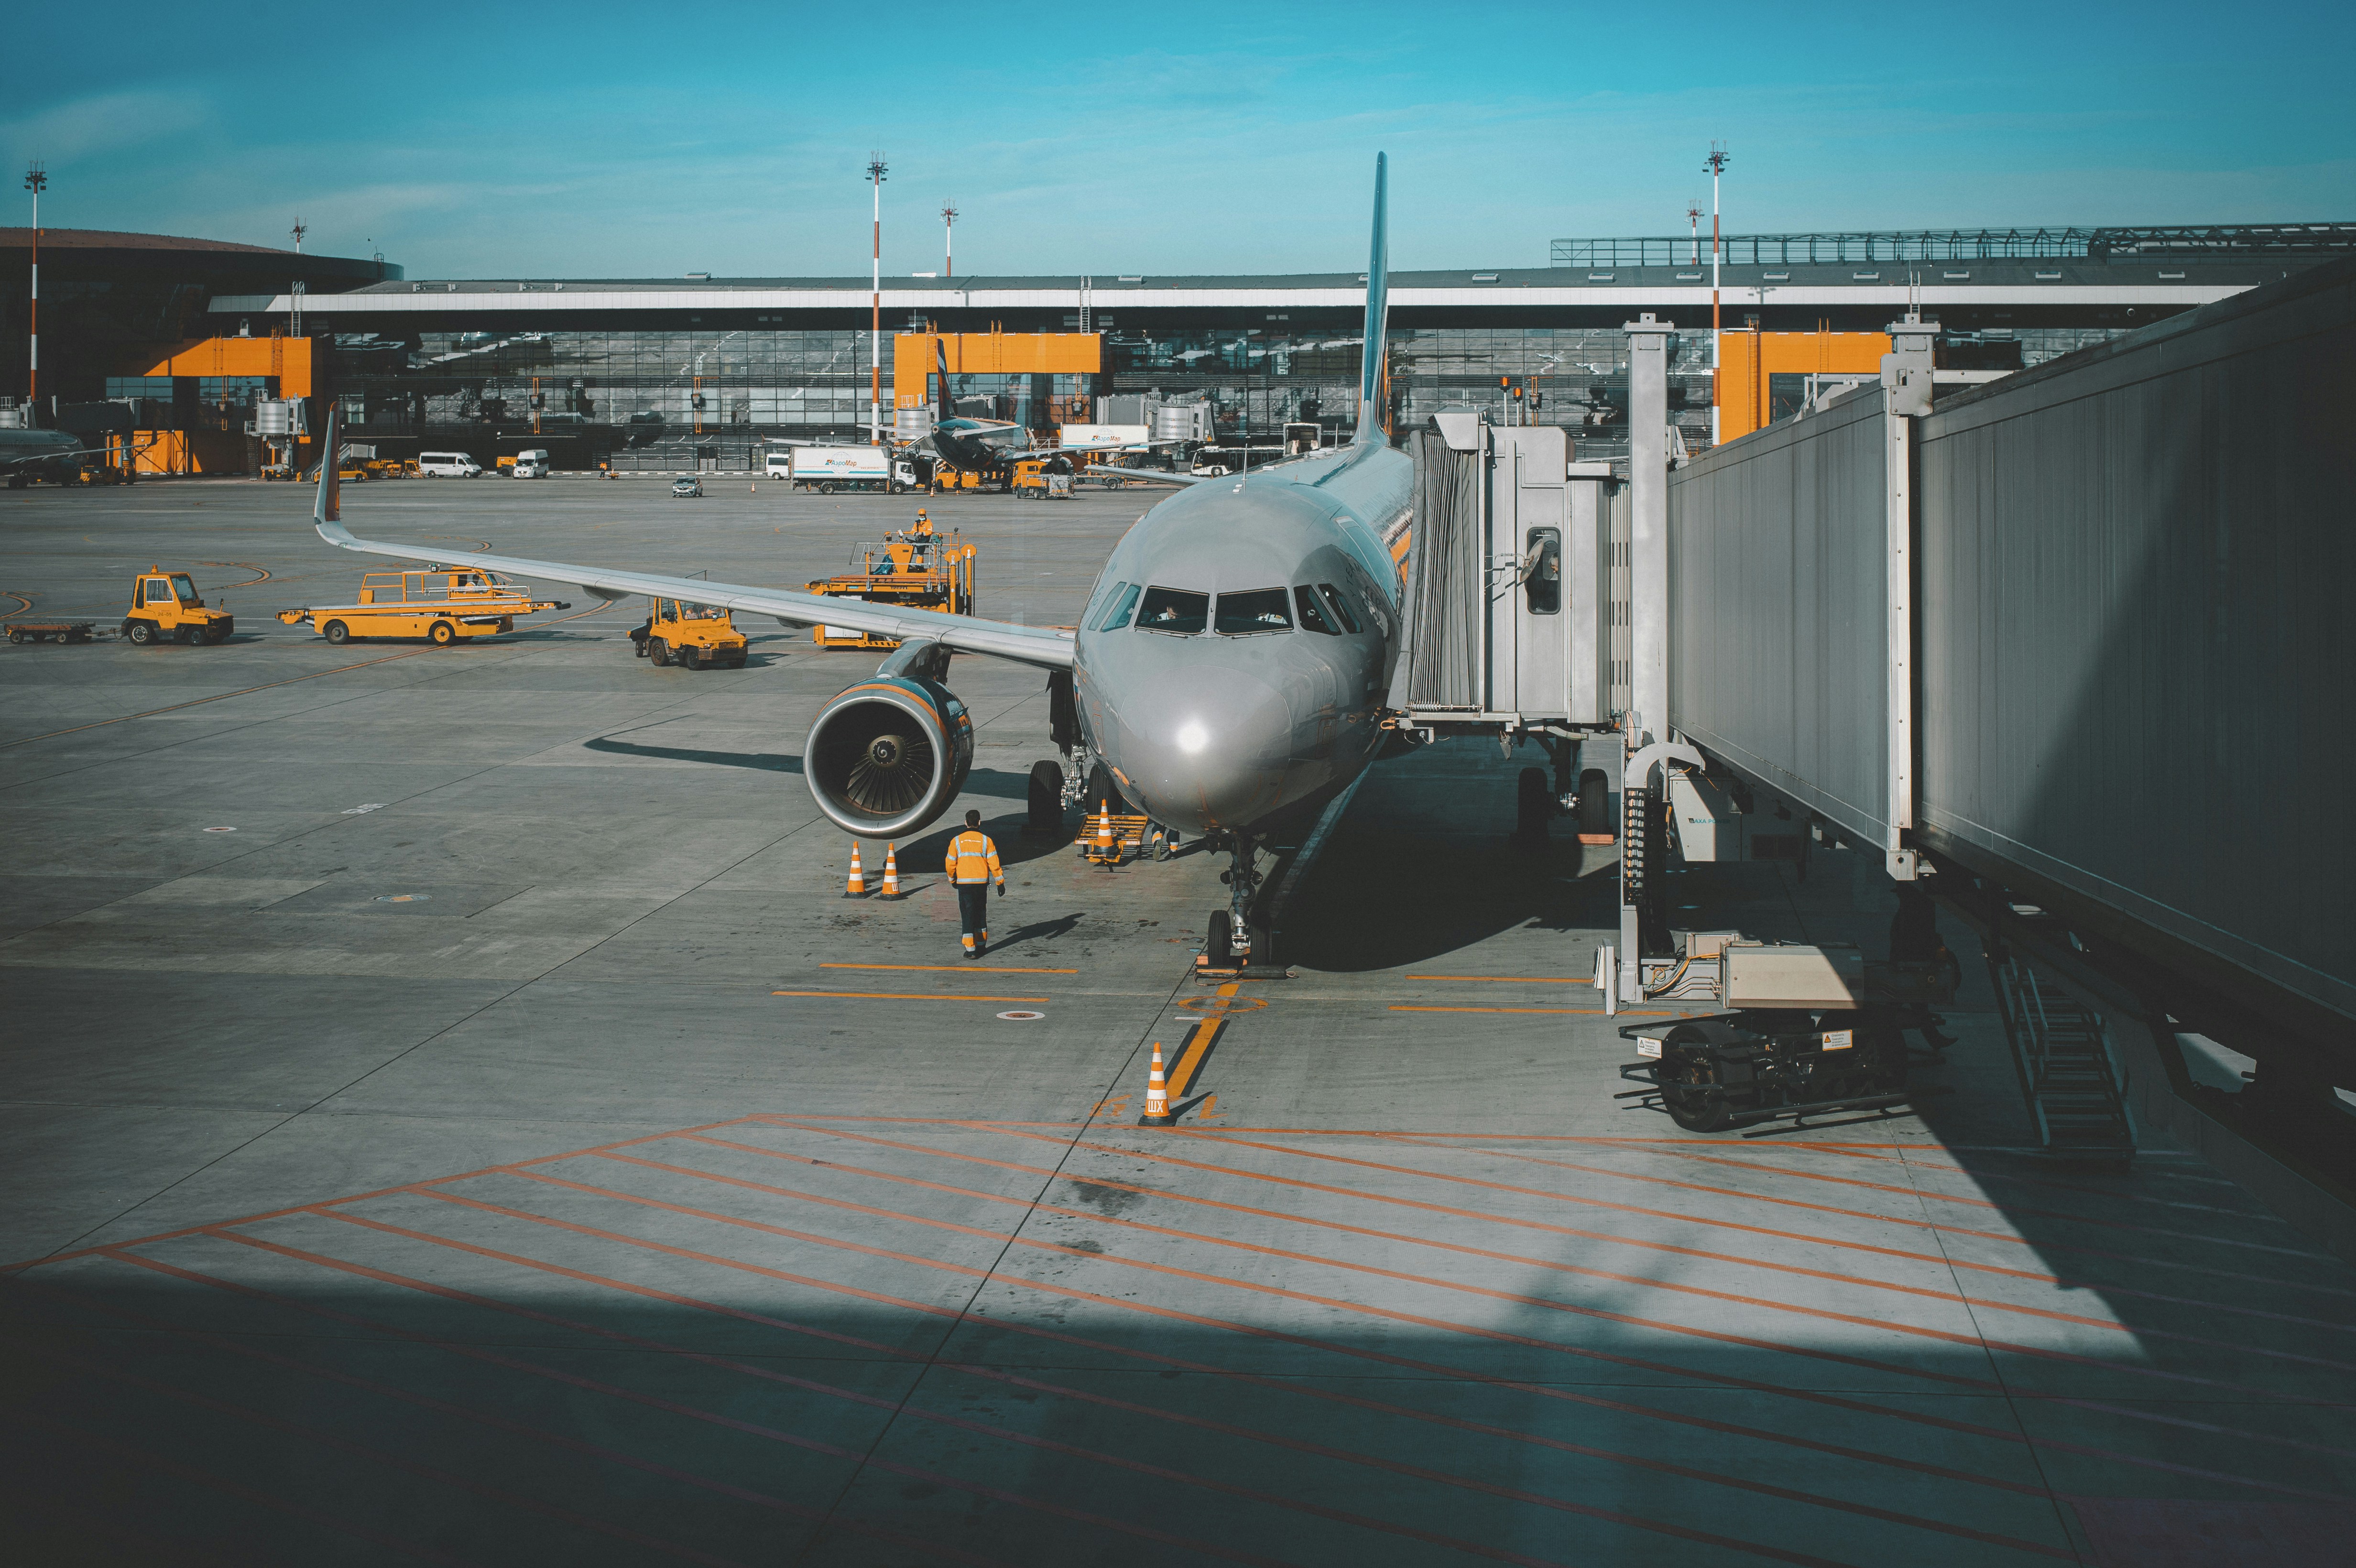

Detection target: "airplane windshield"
[1214, 588, 1292, 635]
[1294, 585, 1336, 634]
[1093, 583, 1142, 631]
[1316, 583, 1362, 633]
[1135, 587, 1209, 635]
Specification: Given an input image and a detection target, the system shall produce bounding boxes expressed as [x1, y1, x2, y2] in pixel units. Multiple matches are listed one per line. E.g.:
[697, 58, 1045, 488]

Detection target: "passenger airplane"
[309, 154, 1414, 967]
[923, 339, 1182, 483]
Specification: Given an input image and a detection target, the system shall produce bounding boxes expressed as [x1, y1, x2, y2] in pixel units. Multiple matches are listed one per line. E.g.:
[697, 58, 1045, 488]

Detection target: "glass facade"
[318, 316, 2144, 470]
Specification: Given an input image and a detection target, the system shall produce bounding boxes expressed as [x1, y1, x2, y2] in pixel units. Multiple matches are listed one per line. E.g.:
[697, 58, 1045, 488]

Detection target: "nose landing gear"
[1200, 833, 1283, 977]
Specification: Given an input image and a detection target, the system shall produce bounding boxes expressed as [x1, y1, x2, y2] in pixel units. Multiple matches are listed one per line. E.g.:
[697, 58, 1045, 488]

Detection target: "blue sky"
[5, 1, 2350, 278]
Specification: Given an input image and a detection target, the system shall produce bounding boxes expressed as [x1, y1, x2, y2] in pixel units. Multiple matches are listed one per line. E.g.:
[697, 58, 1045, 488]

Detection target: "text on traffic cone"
[1141, 1042, 1171, 1124]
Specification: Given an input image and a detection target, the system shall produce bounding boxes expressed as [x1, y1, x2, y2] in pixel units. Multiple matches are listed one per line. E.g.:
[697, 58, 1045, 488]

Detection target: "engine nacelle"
[804, 674, 973, 838]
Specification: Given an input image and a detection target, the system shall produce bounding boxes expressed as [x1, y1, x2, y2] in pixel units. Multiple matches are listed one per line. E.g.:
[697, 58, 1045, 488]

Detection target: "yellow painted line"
[1405, 974, 1600, 985]
[772, 990, 1051, 1004]
[1165, 1018, 1226, 1101]
[1388, 1004, 1676, 1017]
[822, 962, 1078, 975]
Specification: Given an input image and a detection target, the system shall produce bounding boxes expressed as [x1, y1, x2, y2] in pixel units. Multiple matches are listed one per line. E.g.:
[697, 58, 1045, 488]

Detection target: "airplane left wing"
[307, 415, 1073, 671]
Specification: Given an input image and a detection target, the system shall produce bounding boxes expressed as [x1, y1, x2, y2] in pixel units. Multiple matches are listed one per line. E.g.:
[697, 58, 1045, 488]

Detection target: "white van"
[418, 451, 482, 478]
[764, 449, 794, 479]
[511, 449, 551, 479]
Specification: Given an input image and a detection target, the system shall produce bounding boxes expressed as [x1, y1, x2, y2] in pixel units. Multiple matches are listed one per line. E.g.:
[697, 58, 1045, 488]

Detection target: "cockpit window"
[1214, 588, 1292, 635]
[1316, 583, 1361, 633]
[1294, 586, 1336, 634]
[1093, 582, 1142, 631]
[1135, 586, 1209, 635]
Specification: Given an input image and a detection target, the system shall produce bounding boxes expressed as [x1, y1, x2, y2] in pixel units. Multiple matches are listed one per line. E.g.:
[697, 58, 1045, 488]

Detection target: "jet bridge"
[1392, 259, 2354, 1225]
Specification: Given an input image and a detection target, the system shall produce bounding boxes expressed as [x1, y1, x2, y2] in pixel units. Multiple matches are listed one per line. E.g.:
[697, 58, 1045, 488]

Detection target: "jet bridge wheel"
[1658, 1026, 1738, 1133]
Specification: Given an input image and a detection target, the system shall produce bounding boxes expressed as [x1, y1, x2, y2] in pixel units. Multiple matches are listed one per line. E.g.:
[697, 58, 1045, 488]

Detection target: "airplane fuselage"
[1072, 442, 1413, 835]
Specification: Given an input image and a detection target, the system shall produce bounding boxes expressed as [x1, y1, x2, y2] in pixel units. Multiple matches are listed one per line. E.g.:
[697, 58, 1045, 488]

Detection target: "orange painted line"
[740, 1121, 1985, 1394]
[2, 1114, 777, 1272]
[1422, 1138, 2355, 1308]
[1164, 1132, 2356, 1382]
[505, 1144, 2355, 1494]
[1545, 1138, 2337, 1264]
[1389, 1004, 1674, 1016]
[173, 1228, 1688, 1568]
[770, 989, 1049, 1003]
[319, 1188, 2059, 1520]
[822, 962, 1078, 974]
[386, 1151, 2319, 1506]
[1404, 974, 1601, 985]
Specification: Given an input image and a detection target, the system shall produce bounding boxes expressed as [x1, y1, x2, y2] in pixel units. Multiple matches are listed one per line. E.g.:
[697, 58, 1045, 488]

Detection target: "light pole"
[868, 153, 887, 446]
[23, 163, 45, 417]
[941, 201, 957, 279]
[1686, 198, 1701, 266]
[1703, 144, 1729, 446]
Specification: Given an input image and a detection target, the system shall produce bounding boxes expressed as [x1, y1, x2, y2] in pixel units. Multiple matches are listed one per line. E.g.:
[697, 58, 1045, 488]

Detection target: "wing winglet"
[313, 406, 342, 526]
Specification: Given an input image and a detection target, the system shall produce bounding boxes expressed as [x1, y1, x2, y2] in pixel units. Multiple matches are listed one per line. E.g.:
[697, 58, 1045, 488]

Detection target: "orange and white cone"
[1094, 803, 1116, 862]
[879, 843, 901, 898]
[1139, 1042, 1171, 1127]
[843, 842, 867, 898]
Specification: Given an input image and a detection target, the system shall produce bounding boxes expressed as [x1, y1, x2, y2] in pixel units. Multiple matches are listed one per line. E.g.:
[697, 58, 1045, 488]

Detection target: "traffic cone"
[879, 842, 901, 899]
[1094, 802, 1116, 863]
[1139, 1042, 1171, 1127]
[843, 842, 867, 898]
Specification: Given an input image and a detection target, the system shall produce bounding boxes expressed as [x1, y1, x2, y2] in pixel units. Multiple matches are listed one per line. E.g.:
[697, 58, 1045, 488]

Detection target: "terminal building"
[8, 222, 2350, 471]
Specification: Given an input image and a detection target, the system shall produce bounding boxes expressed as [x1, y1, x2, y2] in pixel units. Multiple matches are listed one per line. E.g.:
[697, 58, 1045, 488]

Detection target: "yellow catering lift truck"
[277, 568, 566, 646]
[629, 597, 748, 670]
[122, 567, 235, 646]
[804, 525, 976, 650]
[1011, 455, 1075, 500]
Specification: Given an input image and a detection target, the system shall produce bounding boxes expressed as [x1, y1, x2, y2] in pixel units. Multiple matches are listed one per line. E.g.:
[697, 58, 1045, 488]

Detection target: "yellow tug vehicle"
[630, 597, 748, 670]
[277, 569, 566, 646]
[122, 566, 236, 646]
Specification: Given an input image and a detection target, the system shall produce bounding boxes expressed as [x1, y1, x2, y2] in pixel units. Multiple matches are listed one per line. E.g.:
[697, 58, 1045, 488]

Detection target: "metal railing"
[1550, 223, 2356, 270]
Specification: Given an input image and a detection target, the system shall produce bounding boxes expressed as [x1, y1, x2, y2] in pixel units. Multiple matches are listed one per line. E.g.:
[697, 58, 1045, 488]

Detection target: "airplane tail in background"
[313, 407, 340, 524]
[1354, 152, 1391, 447]
[933, 338, 956, 429]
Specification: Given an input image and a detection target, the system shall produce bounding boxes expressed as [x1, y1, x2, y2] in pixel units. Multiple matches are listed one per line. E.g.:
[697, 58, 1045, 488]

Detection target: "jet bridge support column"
[1613, 315, 1677, 998]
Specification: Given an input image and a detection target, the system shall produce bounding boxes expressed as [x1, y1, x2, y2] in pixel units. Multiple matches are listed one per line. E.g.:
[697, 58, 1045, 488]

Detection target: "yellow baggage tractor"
[277, 568, 566, 646]
[629, 596, 748, 670]
[805, 527, 976, 650]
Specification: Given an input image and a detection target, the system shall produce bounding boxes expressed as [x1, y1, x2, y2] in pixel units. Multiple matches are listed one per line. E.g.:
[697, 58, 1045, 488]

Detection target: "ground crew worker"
[946, 809, 1004, 958]
[913, 508, 934, 537]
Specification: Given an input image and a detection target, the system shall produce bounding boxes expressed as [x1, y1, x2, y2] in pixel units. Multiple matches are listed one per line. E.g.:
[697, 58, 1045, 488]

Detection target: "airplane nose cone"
[1117, 666, 1293, 831]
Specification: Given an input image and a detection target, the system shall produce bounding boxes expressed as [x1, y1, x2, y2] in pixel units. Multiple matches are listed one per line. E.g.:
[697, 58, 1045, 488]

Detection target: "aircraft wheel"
[323, 621, 349, 645]
[649, 638, 671, 667]
[1515, 767, 1549, 841]
[1026, 761, 1064, 835]
[1207, 909, 1236, 969]
[126, 620, 154, 646]
[429, 621, 457, 646]
[1084, 762, 1128, 817]
[1578, 768, 1612, 837]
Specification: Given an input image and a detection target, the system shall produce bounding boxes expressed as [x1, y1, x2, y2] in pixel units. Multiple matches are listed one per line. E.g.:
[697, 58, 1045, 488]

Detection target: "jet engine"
[803, 672, 973, 838]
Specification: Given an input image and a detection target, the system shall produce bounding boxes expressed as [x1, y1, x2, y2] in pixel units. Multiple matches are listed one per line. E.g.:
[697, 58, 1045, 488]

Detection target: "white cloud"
[0, 89, 214, 165]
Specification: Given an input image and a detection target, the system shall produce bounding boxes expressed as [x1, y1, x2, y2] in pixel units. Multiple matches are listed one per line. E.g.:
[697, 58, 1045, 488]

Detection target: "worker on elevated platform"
[947, 809, 1005, 958]
[913, 509, 934, 537]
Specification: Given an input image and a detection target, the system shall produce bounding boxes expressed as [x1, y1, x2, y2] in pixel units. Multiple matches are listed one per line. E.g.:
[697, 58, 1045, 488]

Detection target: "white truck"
[776, 445, 917, 494]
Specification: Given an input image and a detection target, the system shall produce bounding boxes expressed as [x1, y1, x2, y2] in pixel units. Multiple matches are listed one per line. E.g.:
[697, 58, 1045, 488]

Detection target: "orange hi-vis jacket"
[946, 830, 1003, 886]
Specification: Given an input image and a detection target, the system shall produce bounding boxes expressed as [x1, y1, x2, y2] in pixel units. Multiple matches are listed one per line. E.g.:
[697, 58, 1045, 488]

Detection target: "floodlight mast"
[941, 202, 957, 279]
[868, 154, 887, 446]
[1704, 143, 1729, 445]
[23, 163, 45, 414]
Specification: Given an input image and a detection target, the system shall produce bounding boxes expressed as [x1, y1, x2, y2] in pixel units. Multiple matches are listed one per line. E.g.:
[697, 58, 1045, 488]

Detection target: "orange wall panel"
[893, 332, 1100, 407]
[129, 336, 314, 398]
[1713, 331, 1887, 443]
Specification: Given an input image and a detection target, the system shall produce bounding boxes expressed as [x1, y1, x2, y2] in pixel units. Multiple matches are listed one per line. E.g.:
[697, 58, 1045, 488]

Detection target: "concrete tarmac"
[4, 477, 2350, 1565]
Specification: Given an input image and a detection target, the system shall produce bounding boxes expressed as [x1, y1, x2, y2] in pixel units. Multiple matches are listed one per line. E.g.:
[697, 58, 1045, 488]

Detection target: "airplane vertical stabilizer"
[313, 407, 340, 524]
[1354, 152, 1390, 447]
